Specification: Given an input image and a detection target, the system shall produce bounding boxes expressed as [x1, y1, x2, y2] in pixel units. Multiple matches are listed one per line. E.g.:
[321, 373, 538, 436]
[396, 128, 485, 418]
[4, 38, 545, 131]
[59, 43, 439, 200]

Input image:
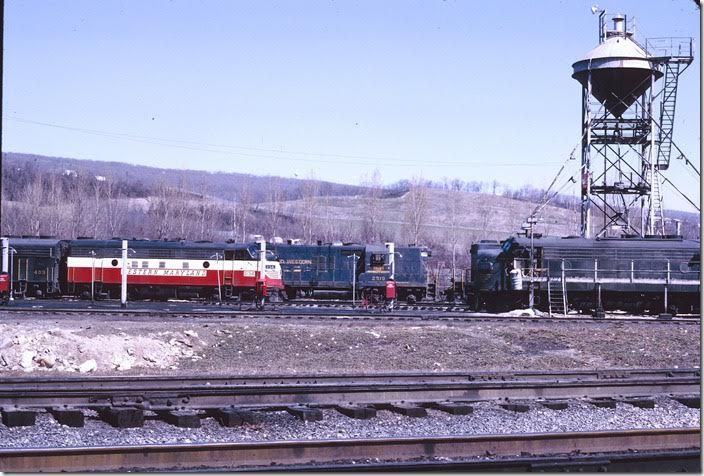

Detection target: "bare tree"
[197, 201, 217, 240]
[20, 176, 44, 236]
[405, 176, 428, 245]
[149, 183, 173, 239]
[104, 179, 129, 238]
[320, 193, 337, 243]
[266, 177, 284, 239]
[44, 175, 65, 237]
[233, 181, 251, 241]
[172, 175, 192, 239]
[361, 169, 382, 242]
[87, 178, 113, 239]
[300, 172, 318, 244]
[67, 175, 91, 238]
[443, 178, 463, 272]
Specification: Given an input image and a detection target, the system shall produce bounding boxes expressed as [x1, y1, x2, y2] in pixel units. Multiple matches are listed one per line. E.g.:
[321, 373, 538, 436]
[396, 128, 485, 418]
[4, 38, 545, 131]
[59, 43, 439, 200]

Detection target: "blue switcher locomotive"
[270, 242, 430, 303]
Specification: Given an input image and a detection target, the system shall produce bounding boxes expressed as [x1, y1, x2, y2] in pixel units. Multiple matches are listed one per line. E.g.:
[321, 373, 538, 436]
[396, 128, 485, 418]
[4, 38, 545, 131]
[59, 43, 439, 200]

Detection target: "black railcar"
[0, 237, 67, 298]
[471, 235, 700, 314]
[465, 240, 504, 310]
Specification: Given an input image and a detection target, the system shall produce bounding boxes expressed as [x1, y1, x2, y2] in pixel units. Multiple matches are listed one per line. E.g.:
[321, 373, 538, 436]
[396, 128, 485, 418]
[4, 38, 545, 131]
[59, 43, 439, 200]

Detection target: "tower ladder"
[656, 61, 681, 170]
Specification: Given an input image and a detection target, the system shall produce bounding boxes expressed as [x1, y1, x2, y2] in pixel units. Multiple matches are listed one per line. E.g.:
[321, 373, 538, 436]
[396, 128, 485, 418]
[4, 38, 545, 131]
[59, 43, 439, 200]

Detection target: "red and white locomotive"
[65, 239, 284, 302]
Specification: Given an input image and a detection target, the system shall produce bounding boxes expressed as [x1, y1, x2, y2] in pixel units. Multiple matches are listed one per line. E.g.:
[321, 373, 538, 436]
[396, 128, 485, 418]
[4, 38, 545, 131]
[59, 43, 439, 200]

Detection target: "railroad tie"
[157, 410, 202, 428]
[47, 407, 85, 427]
[0, 408, 37, 427]
[499, 402, 530, 413]
[672, 395, 700, 409]
[427, 402, 474, 415]
[617, 397, 655, 409]
[335, 404, 377, 419]
[539, 400, 569, 411]
[377, 403, 428, 417]
[98, 407, 144, 428]
[584, 397, 617, 409]
[286, 406, 324, 422]
[206, 408, 259, 427]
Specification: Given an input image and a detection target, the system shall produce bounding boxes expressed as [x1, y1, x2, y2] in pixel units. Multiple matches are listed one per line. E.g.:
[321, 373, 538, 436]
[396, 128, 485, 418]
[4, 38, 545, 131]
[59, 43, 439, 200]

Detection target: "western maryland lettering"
[127, 268, 208, 277]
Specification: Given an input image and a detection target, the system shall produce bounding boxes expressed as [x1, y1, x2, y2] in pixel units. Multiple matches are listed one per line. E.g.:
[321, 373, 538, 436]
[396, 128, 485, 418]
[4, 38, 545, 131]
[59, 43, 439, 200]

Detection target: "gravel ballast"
[0, 397, 697, 448]
[0, 313, 698, 375]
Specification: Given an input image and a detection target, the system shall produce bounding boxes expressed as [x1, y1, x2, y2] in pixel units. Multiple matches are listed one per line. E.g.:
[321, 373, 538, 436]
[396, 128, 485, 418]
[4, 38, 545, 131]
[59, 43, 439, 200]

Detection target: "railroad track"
[0, 428, 699, 471]
[0, 368, 698, 424]
[0, 369, 698, 471]
[1, 301, 699, 326]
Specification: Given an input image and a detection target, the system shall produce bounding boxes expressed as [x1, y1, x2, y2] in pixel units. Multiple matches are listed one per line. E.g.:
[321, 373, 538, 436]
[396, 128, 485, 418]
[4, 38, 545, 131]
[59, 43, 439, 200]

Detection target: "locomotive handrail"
[513, 257, 700, 286]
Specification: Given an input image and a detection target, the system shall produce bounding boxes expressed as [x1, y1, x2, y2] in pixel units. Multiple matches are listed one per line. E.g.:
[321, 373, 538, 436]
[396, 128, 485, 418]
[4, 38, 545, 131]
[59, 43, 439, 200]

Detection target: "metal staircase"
[656, 62, 681, 170]
[546, 264, 567, 317]
[646, 37, 694, 171]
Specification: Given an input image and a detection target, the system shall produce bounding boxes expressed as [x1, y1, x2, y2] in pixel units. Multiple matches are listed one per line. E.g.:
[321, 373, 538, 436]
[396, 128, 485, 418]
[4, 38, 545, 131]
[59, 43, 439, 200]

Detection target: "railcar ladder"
[547, 266, 567, 317]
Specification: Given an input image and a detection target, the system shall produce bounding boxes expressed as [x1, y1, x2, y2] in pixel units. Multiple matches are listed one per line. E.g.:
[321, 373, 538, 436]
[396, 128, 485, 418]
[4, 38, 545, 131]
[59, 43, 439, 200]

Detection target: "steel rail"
[0, 428, 698, 472]
[0, 368, 698, 409]
[0, 305, 698, 326]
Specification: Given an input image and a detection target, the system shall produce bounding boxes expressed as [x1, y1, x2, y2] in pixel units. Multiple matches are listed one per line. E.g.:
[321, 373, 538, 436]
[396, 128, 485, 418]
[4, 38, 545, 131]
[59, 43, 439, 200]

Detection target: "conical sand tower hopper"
[572, 15, 662, 118]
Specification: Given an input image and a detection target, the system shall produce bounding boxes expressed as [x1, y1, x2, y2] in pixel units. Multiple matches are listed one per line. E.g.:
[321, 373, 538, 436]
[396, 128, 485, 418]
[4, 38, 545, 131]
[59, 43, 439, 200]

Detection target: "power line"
[5, 116, 562, 168]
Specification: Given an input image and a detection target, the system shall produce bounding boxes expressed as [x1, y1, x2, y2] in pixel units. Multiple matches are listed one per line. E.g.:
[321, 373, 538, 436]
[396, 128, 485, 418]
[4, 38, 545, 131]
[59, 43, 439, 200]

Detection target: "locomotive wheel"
[406, 294, 417, 305]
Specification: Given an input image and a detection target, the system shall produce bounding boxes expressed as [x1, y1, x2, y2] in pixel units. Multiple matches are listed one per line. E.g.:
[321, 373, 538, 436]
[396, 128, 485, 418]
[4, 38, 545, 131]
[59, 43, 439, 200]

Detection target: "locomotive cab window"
[230, 250, 250, 260]
[370, 253, 385, 270]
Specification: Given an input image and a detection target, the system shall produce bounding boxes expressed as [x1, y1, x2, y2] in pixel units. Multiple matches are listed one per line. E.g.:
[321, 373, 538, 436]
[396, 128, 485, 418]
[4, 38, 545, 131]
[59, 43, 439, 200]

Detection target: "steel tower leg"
[580, 82, 592, 238]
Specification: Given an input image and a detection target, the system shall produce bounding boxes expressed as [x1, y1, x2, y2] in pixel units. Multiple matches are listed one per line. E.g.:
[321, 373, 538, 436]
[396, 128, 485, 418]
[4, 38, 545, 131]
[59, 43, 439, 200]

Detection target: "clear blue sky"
[2, 0, 700, 211]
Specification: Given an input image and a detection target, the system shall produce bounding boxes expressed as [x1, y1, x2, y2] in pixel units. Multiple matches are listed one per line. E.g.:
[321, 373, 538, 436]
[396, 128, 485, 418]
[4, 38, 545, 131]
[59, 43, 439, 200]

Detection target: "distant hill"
[1, 151, 698, 267]
[2, 152, 364, 202]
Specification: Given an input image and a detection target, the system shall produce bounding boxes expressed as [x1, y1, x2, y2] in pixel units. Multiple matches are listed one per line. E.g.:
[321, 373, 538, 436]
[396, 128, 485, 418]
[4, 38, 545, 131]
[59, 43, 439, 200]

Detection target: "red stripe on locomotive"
[67, 261, 283, 290]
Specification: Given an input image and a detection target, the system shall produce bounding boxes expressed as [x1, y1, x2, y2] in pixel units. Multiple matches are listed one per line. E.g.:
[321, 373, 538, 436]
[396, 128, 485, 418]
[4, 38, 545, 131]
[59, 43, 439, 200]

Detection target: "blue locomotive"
[270, 241, 430, 303]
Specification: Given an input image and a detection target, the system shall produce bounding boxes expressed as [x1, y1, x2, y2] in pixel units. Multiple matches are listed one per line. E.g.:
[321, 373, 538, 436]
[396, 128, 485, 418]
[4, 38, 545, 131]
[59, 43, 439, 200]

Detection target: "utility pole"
[522, 215, 538, 310]
[348, 253, 359, 307]
[121, 240, 128, 308]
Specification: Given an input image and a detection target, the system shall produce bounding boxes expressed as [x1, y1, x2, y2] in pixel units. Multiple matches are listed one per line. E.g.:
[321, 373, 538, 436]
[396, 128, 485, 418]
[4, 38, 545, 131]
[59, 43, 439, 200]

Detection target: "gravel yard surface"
[0, 313, 698, 375]
[0, 397, 697, 448]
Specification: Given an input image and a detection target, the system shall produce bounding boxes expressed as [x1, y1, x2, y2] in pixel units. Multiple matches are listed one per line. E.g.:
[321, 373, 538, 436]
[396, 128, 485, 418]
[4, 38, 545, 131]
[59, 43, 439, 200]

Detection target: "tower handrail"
[645, 37, 694, 62]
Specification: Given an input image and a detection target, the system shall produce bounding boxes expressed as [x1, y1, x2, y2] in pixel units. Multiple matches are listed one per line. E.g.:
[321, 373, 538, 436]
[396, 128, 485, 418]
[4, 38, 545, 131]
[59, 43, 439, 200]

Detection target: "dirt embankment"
[0, 315, 698, 376]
